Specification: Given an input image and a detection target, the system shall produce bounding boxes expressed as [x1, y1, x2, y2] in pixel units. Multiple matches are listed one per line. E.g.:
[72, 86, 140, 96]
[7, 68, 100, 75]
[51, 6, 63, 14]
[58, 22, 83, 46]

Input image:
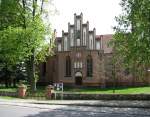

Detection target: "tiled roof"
[96, 34, 113, 40]
[70, 25, 74, 27]
[64, 32, 68, 35]
[82, 24, 87, 26]
[89, 31, 93, 33]
[56, 37, 62, 42]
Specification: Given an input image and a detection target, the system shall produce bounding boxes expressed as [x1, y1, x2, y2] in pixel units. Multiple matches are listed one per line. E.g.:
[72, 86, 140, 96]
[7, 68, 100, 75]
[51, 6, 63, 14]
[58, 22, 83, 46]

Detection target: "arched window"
[66, 56, 71, 76]
[87, 56, 93, 77]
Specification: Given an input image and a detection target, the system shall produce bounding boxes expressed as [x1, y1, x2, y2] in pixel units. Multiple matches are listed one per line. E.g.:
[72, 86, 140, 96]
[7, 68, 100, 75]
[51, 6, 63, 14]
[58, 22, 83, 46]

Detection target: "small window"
[89, 35, 93, 49]
[96, 41, 100, 50]
[87, 56, 93, 77]
[77, 20, 80, 30]
[65, 56, 71, 76]
[58, 43, 61, 51]
[80, 62, 83, 68]
[77, 62, 80, 68]
[83, 28, 86, 46]
[77, 39, 80, 46]
[74, 62, 77, 69]
[70, 29, 74, 46]
[64, 37, 68, 51]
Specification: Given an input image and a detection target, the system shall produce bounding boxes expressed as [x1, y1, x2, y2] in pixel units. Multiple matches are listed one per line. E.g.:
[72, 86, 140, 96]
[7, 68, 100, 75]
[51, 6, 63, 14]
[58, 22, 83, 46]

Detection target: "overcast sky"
[49, 0, 122, 36]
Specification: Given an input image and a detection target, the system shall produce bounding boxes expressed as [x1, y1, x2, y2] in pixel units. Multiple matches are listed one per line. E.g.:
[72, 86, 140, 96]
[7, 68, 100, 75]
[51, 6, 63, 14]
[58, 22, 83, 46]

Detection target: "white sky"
[49, 0, 122, 36]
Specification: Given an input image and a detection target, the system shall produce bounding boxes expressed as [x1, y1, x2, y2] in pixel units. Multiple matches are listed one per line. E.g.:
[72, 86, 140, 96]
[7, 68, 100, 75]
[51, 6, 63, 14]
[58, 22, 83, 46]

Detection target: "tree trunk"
[5, 78, 8, 88]
[13, 78, 16, 87]
[23, 0, 37, 92]
[30, 49, 36, 92]
[26, 54, 36, 92]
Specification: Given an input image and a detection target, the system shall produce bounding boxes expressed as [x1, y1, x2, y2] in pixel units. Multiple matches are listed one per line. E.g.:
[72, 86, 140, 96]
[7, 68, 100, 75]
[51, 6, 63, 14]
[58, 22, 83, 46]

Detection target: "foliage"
[0, 0, 56, 89]
[113, 0, 150, 77]
[0, 0, 23, 30]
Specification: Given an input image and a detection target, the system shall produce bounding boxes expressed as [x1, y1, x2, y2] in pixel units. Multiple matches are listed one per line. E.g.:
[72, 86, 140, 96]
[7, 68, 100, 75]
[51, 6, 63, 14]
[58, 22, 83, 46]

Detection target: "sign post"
[53, 82, 63, 100]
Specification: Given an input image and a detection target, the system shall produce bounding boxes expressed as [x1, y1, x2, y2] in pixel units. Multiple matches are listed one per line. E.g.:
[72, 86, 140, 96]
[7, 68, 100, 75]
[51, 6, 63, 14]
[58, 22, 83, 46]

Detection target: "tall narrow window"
[77, 20, 80, 30]
[66, 56, 71, 76]
[74, 62, 77, 69]
[42, 62, 46, 76]
[83, 28, 86, 46]
[70, 29, 74, 46]
[90, 40, 93, 49]
[58, 43, 61, 51]
[96, 41, 100, 50]
[64, 37, 68, 51]
[77, 38, 80, 46]
[89, 35, 93, 49]
[87, 56, 93, 77]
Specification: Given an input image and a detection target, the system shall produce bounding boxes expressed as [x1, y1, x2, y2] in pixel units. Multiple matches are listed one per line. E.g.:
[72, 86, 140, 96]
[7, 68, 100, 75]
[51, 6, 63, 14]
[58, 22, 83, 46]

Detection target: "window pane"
[66, 56, 71, 76]
[77, 39, 80, 46]
[96, 41, 100, 50]
[64, 37, 68, 51]
[87, 56, 93, 77]
[58, 43, 61, 51]
[77, 20, 80, 30]
[89, 35, 93, 49]
[70, 29, 74, 46]
[83, 28, 86, 46]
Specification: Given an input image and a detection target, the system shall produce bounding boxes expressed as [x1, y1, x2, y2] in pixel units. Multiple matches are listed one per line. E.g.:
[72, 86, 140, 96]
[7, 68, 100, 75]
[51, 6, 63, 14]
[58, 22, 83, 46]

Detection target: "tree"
[0, 0, 27, 87]
[113, 0, 150, 81]
[22, 0, 54, 92]
[0, 0, 55, 89]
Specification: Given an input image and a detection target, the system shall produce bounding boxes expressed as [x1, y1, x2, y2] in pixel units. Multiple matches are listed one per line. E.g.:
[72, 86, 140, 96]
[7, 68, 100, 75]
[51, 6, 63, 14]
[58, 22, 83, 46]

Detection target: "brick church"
[39, 13, 146, 87]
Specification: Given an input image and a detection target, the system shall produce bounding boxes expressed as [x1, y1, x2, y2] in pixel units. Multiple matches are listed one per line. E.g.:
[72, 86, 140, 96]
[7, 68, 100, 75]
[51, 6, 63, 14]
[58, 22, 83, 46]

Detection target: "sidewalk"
[0, 98, 150, 108]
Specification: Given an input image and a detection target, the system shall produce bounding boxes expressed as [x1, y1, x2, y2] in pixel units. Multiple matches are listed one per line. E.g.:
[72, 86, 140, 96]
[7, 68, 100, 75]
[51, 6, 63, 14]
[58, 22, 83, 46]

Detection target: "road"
[1, 103, 150, 117]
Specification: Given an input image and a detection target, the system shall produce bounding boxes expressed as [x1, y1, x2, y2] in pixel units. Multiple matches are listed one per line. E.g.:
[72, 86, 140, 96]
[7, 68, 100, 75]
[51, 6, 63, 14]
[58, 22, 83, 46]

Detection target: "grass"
[64, 86, 150, 94]
[0, 87, 17, 92]
[0, 85, 150, 94]
[0, 96, 18, 100]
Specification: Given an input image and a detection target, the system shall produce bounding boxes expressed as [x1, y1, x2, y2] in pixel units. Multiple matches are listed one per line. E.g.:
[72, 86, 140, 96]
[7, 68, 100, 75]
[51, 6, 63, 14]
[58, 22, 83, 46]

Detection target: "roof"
[82, 23, 87, 26]
[64, 32, 68, 35]
[70, 25, 74, 27]
[89, 31, 93, 33]
[96, 34, 113, 40]
[56, 37, 62, 42]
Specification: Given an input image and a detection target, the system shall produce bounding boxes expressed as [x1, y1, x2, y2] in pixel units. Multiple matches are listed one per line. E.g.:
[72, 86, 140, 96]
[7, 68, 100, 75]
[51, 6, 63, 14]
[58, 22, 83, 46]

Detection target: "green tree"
[113, 0, 150, 81]
[0, 0, 55, 89]
[0, 0, 27, 87]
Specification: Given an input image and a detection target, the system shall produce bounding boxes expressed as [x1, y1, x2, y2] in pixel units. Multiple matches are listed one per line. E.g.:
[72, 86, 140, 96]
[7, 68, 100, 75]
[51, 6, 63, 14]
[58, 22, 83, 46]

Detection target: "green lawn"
[0, 96, 18, 100]
[0, 87, 17, 92]
[64, 86, 150, 94]
[0, 86, 150, 94]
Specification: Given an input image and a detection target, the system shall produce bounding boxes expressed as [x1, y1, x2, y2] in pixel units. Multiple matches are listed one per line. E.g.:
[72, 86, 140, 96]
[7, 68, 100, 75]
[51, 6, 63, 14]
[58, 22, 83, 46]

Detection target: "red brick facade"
[39, 13, 149, 87]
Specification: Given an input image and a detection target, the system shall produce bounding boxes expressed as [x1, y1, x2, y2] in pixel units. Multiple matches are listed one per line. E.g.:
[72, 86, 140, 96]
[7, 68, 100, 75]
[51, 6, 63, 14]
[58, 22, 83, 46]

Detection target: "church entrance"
[75, 72, 82, 85]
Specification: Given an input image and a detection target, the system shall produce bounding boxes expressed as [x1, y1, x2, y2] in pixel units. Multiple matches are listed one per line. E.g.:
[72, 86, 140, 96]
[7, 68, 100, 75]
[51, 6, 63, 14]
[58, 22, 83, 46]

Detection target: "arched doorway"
[75, 72, 82, 85]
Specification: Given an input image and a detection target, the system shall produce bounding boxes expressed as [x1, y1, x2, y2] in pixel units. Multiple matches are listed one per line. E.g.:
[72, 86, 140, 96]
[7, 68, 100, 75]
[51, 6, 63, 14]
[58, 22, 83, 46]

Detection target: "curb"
[32, 102, 150, 109]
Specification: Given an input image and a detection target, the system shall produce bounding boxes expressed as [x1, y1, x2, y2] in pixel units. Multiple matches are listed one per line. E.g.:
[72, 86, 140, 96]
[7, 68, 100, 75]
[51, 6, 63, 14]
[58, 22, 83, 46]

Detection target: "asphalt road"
[1, 103, 150, 117]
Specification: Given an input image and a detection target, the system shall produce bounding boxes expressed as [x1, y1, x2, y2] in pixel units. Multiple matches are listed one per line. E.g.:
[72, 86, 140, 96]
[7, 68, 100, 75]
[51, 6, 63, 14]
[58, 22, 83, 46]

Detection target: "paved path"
[0, 98, 150, 108]
[1, 103, 150, 117]
[1, 99, 150, 117]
